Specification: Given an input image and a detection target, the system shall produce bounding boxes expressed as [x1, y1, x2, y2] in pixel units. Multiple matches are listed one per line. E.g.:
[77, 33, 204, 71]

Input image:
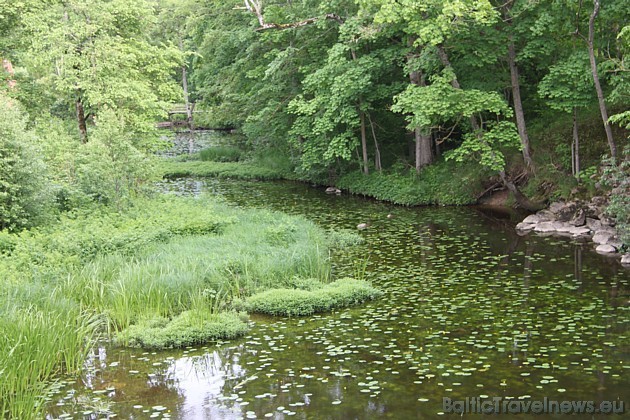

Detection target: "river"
[45, 136, 629, 420]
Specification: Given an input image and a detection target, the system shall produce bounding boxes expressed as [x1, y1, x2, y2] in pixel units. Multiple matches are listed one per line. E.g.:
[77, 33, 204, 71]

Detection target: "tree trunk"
[76, 96, 87, 143]
[360, 111, 369, 175]
[408, 40, 433, 172]
[438, 44, 543, 210]
[588, 0, 617, 160]
[573, 107, 580, 177]
[182, 65, 194, 131]
[500, 171, 545, 211]
[507, 40, 534, 170]
[367, 113, 382, 171]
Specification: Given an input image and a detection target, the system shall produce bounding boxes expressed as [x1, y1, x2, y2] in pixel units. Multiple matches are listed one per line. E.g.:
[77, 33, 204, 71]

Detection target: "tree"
[18, 0, 182, 146]
[539, 52, 595, 177]
[587, 0, 616, 160]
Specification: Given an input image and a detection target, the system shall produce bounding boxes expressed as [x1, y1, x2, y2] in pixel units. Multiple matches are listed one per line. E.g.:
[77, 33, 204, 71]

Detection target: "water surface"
[46, 177, 629, 419]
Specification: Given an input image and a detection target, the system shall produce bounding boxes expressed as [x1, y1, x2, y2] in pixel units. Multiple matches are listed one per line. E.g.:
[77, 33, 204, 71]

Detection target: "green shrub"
[245, 278, 382, 316]
[200, 146, 243, 162]
[0, 95, 52, 231]
[337, 159, 488, 206]
[115, 310, 249, 349]
[601, 148, 630, 246]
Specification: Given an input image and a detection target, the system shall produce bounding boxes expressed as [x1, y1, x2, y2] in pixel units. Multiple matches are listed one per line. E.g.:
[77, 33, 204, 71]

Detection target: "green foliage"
[445, 121, 521, 172]
[18, 0, 183, 145]
[0, 95, 51, 231]
[327, 229, 364, 248]
[337, 159, 489, 205]
[115, 310, 249, 350]
[601, 148, 630, 245]
[200, 146, 243, 162]
[521, 163, 578, 202]
[244, 278, 382, 316]
[538, 51, 594, 114]
[159, 160, 288, 180]
[1, 197, 228, 283]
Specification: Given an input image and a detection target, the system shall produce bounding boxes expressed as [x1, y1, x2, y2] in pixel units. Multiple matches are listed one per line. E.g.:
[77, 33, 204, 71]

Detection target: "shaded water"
[46, 178, 629, 419]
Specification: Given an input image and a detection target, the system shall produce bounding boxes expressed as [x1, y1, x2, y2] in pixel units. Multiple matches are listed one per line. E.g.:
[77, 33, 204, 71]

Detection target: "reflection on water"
[46, 177, 629, 420]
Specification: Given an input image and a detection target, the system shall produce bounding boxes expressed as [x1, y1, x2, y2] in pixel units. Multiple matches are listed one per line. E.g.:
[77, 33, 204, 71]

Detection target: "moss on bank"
[244, 278, 382, 316]
[115, 310, 250, 350]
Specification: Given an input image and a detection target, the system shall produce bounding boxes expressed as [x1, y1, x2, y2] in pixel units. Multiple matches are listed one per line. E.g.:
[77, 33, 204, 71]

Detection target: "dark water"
[46, 178, 629, 419]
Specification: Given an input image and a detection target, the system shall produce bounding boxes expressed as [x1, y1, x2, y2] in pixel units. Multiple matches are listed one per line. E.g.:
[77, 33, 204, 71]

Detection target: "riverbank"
[0, 196, 377, 418]
[158, 156, 492, 206]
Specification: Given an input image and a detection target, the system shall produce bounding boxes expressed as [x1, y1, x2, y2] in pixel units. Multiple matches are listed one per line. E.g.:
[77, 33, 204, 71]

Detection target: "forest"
[0, 0, 628, 418]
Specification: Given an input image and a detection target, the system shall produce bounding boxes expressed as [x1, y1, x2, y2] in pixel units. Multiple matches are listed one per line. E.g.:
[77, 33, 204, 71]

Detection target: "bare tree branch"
[241, 0, 344, 31]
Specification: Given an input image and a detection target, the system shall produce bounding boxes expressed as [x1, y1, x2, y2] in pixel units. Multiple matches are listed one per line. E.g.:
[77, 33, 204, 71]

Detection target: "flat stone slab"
[516, 222, 536, 231]
[522, 214, 543, 224]
[568, 226, 591, 236]
[596, 244, 617, 254]
[592, 231, 615, 244]
[552, 222, 573, 232]
[534, 222, 556, 233]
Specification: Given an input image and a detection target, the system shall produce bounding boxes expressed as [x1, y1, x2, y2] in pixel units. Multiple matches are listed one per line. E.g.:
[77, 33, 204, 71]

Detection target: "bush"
[200, 146, 243, 162]
[0, 95, 51, 230]
[601, 147, 630, 246]
[245, 278, 382, 316]
[115, 310, 249, 349]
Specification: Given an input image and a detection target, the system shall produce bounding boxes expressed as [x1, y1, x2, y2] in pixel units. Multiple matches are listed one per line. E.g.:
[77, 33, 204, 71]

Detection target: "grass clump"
[200, 146, 243, 162]
[244, 278, 382, 316]
[115, 310, 249, 350]
[159, 160, 286, 180]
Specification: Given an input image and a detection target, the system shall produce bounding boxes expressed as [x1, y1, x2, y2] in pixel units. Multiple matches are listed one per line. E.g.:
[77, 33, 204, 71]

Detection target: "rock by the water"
[516, 222, 536, 231]
[325, 187, 341, 194]
[536, 210, 556, 222]
[596, 244, 617, 254]
[553, 222, 574, 233]
[586, 218, 603, 231]
[621, 254, 630, 265]
[522, 214, 541, 224]
[568, 226, 591, 237]
[608, 239, 624, 250]
[357, 223, 369, 230]
[549, 201, 577, 222]
[516, 199, 625, 257]
[570, 209, 586, 226]
[592, 231, 615, 245]
[534, 222, 556, 233]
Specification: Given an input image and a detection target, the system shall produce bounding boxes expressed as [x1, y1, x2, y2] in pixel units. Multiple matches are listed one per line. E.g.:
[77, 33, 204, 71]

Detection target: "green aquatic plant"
[244, 278, 382, 316]
[159, 160, 286, 180]
[114, 310, 249, 349]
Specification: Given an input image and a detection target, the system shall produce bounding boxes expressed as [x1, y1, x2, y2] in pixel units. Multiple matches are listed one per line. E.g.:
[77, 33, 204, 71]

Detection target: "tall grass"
[0, 290, 99, 418]
[200, 146, 243, 162]
[0, 194, 367, 417]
